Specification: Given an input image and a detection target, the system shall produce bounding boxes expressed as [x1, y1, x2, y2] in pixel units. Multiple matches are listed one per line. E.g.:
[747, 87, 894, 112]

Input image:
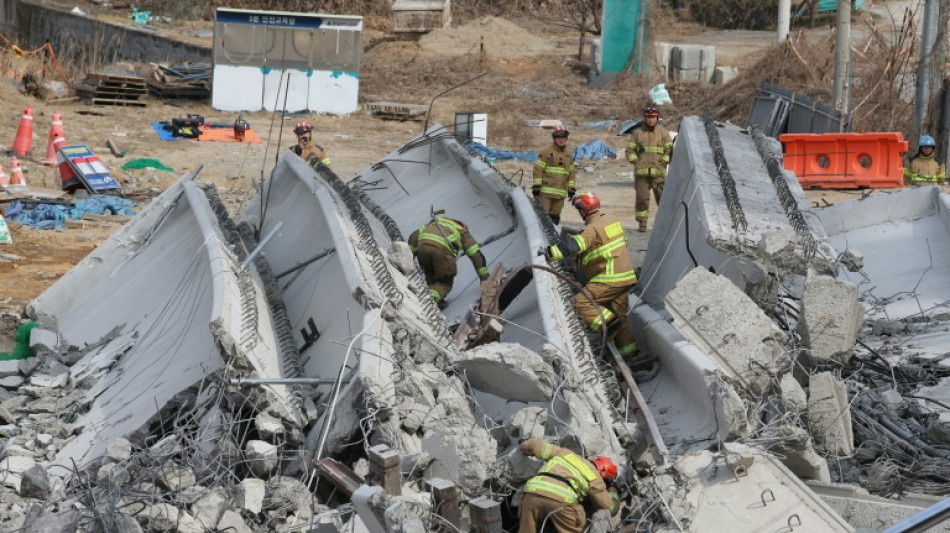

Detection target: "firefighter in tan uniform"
[408, 214, 490, 308]
[291, 122, 331, 168]
[533, 125, 576, 225]
[545, 193, 639, 357]
[904, 135, 945, 186]
[518, 437, 619, 533]
[626, 105, 673, 232]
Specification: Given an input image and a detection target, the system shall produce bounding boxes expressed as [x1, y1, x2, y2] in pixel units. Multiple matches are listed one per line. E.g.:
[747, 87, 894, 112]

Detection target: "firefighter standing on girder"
[904, 135, 945, 187]
[408, 212, 490, 308]
[533, 125, 576, 225]
[627, 105, 673, 232]
[545, 192, 639, 358]
[518, 437, 620, 533]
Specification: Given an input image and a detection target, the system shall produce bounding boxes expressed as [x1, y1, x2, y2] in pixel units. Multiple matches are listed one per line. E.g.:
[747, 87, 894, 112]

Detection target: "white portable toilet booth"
[212, 8, 362, 114]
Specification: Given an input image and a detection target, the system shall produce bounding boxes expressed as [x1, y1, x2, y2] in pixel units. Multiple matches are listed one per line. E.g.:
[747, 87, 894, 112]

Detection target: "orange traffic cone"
[11, 106, 33, 158]
[42, 110, 65, 166]
[8, 157, 25, 186]
[0, 163, 8, 187]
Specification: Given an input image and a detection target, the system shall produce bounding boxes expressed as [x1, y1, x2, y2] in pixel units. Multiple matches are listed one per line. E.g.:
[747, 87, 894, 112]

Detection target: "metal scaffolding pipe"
[915, 0, 940, 140]
[778, 0, 791, 43]
[833, 0, 852, 118]
[229, 377, 345, 386]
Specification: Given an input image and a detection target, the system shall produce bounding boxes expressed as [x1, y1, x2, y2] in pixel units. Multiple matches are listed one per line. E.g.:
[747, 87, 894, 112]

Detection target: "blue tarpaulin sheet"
[466, 142, 538, 163]
[7, 196, 137, 230]
[573, 140, 617, 161]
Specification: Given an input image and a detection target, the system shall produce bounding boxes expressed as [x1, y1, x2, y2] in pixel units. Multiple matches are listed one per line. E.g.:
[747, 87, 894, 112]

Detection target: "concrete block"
[97, 462, 130, 486]
[106, 438, 132, 462]
[670, 44, 715, 82]
[29, 372, 67, 388]
[0, 455, 36, 492]
[0, 375, 24, 388]
[19, 464, 50, 499]
[17, 356, 40, 377]
[368, 444, 402, 496]
[665, 267, 789, 396]
[388, 241, 416, 275]
[0, 359, 19, 378]
[808, 372, 854, 455]
[469, 497, 503, 533]
[798, 275, 863, 364]
[770, 426, 831, 482]
[426, 478, 461, 530]
[384, 493, 432, 532]
[712, 66, 738, 84]
[135, 503, 204, 533]
[156, 464, 197, 491]
[254, 412, 284, 441]
[245, 440, 278, 478]
[654, 41, 674, 75]
[457, 343, 555, 402]
[191, 488, 227, 529]
[808, 481, 943, 531]
[217, 510, 252, 533]
[780, 374, 808, 415]
[507, 406, 547, 441]
[422, 426, 495, 494]
[235, 478, 265, 514]
[28, 328, 58, 354]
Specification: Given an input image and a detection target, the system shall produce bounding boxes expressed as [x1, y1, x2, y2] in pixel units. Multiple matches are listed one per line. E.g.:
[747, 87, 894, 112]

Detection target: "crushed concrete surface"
[3, 119, 950, 532]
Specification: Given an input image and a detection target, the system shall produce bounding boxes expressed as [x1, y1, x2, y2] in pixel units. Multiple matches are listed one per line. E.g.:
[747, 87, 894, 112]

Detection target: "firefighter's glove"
[531, 185, 540, 198]
[545, 245, 564, 262]
[608, 486, 621, 516]
[568, 188, 576, 201]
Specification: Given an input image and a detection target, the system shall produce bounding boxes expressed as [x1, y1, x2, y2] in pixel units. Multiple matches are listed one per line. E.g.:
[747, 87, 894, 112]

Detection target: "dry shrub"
[679, 0, 779, 30]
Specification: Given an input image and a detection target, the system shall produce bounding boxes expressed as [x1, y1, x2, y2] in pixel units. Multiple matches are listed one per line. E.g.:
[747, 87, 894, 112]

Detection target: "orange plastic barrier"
[779, 132, 909, 189]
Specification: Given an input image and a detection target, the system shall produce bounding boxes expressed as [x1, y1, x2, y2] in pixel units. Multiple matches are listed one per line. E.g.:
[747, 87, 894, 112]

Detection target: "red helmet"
[573, 192, 600, 215]
[552, 125, 569, 138]
[294, 122, 313, 135]
[643, 105, 660, 118]
[593, 456, 617, 480]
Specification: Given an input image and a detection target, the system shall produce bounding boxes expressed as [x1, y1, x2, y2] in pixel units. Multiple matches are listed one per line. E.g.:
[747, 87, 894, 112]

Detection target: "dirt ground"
[0, 4, 917, 345]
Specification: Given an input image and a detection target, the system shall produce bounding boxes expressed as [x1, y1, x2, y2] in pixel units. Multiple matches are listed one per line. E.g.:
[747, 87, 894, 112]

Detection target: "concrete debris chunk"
[458, 343, 555, 402]
[880, 389, 903, 412]
[0, 455, 36, 492]
[807, 372, 855, 455]
[665, 267, 788, 396]
[927, 414, 950, 445]
[422, 426, 496, 494]
[780, 374, 808, 416]
[769, 426, 831, 482]
[217, 510, 253, 533]
[798, 274, 863, 364]
[266, 476, 321, 519]
[246, 440, 278, 478]
[18, 356, 40, 377]
[0, 359, 19, 378]
[387, 241, 416, 275]
[0, 375, 24, 388]
[507, 406, 547, 441]
[97, 462, 130, 487]
[106, 438, 133, 462]
[236, 478, 266, 514]
[156, 463, 197, 492]
[190, 488, 227, 528]
[384, 493, 432, 532]
[254, 412, 284, 442]
[20, 464, 51, 500]
[28, 328, 59, 356]
[133, 502, 204, 533]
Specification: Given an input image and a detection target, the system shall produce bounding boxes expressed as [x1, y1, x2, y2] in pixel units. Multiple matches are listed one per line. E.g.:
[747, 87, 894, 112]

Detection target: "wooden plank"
[82, 214, 132, 223]
[90, 97, 147, 107]
[86, 72, 146, 84]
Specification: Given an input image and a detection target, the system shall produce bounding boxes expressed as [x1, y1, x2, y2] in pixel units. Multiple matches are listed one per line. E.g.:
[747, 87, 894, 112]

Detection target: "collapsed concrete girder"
[26, 173, 299, 472]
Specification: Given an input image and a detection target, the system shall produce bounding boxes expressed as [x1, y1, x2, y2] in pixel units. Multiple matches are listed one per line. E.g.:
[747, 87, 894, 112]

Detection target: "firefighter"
[904, 135, 945, 186]
[545, 192, 639, 357]
[626, 105, 673, 232]
[518, 437, 619, 533]
[408, 213, 490, 308]
[291, 122, 331, 168]
[533, 125, 576, 225]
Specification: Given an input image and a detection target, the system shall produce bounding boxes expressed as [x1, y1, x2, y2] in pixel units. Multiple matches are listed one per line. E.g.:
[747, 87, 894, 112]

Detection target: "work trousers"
[575, 282, 638, 356]
[414, 243, 457, 303]
[634, 174, 664, 221]
[519, 493, 586, 533]
[541, 196, 566, 224]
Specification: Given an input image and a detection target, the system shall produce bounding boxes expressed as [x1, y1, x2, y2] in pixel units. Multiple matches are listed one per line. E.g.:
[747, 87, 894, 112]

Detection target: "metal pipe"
[778, 0, 791, 43]
[916, 0, 939, 139]
[240, 220, 283, 271]
[229, 377, 346, 386]
[833, 0, 852, 119]
[883, 496, 950, 533]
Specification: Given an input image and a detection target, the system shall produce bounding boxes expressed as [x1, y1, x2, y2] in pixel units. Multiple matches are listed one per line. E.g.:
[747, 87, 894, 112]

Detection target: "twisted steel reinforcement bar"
[703, 113, 748, 234]
[750, 125, 818, 262]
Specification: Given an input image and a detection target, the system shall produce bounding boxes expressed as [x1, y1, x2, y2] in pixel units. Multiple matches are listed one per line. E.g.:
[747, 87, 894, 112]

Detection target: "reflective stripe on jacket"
[409, 217, 488, 278]
[518, 438, 614, 511]
[569, 212, 637, 286]
[905, 153, 945, 183]
[626, 125, 672, 176]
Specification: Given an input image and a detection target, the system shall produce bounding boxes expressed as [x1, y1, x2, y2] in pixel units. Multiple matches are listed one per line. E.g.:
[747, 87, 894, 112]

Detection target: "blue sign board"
[57, 145, 121, 192]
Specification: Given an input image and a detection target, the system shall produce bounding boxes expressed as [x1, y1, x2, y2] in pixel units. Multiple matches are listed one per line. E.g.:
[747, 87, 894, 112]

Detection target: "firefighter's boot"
[638, 219, 648, 233]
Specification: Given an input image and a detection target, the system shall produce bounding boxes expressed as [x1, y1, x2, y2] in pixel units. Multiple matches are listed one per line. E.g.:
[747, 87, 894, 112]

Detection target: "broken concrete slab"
[28, 328, 58, 355]
[665, 267, 788, 396]
[236, 477, 265, 514]
[422, 426, 496, 494]
[0, 455, 36, 493]
[808, 372, 854, 455]
[217, 510, 252, 533]
[780, 374, 808, 416]
[768, 426, 831, 482]
[798, 274, 863, 364]
[245, 440, 278, 478]
[808, 481, 947, 531]
[457, 343, 555, 402]
[19, 464, 50, 499]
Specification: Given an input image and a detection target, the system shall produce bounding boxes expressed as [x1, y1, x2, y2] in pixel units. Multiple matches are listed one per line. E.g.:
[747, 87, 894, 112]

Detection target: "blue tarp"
[466, 142, 538, 163]
[573, 140, 617, 161]
[8, 196, 137, 230]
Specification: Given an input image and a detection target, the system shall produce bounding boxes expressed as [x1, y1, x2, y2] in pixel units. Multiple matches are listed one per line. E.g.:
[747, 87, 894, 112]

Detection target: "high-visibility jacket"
[904, 152, 945, 184]
[626, 125, 672, 178]
[294, 143, 331, 168]
[408, 217, 489, 279]
[533, 144, 576, 199]
[519, 438, 616, 513]
[548, 212, 637, 287]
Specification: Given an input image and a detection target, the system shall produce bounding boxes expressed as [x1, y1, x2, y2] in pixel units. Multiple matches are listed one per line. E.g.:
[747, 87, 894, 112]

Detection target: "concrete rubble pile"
[0, 129, 642, 532]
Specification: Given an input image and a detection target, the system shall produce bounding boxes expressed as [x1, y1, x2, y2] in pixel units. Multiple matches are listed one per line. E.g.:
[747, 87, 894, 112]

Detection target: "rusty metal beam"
[313, 457, 365, 497]
[607, 342, 669, 465]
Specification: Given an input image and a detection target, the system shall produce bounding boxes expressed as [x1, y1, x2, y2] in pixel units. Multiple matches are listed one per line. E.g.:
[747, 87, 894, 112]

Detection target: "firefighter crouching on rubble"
[533, 125, 576, 225]
[518, 437, 619, 532]
[904, 135, 945, 187]
[627, 105, 673, 232]
[291, 122, 331, 168]
[545, 192, 639, 358]
[408, 213, 490, 308]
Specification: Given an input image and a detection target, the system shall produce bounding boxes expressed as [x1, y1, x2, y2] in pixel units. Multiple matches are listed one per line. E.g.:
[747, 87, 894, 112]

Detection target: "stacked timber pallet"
[75, 73, 147, 107]
[365, 101, 428, 121]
